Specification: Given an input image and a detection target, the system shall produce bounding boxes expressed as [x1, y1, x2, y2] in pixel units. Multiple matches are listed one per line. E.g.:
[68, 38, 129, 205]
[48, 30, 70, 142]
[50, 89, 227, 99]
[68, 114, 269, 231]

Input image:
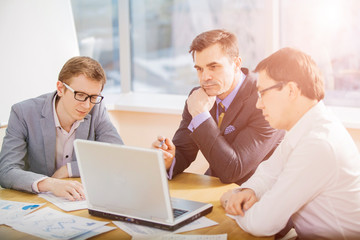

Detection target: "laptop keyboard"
[173, 208, 188, 218]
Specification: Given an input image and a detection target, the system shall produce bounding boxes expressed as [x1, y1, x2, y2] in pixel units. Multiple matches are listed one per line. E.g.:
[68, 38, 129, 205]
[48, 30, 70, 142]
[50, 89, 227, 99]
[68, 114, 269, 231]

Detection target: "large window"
[130, 0, 269, 95]
[280, 0, 360, 107]
[71, 0, 120, 94]
[71, 0, 360, 107]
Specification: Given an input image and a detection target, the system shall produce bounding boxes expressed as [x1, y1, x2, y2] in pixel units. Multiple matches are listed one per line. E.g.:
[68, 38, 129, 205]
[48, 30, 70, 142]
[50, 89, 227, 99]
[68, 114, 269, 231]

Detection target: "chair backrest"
[0, 124, 7, 150]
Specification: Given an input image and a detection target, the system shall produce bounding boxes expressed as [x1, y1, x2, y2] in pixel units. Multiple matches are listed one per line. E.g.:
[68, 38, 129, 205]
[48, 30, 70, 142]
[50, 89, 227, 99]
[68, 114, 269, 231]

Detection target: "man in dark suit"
[152, 29, 284, 185]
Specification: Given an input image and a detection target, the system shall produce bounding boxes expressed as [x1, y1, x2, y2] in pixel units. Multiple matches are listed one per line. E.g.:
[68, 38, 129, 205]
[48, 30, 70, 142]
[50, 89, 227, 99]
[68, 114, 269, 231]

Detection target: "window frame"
[109, 0, 360, 129]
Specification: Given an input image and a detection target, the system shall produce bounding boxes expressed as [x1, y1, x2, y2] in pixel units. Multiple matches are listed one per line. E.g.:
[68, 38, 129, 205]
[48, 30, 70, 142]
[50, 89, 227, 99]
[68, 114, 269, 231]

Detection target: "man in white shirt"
[220, 47, 360, 239]
[0, 56, 123, 201]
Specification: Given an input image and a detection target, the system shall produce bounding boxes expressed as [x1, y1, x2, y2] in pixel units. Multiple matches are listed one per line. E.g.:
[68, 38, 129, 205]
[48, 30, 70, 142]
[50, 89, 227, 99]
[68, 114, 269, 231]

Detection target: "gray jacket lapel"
[73, 114, 92, 161]
[40, 92, 57, 175]
[76, 115, 91, 140]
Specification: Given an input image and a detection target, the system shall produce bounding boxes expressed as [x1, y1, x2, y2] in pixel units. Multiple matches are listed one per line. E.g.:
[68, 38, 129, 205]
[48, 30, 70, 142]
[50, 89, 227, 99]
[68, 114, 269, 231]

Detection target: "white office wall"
[0, 0, 79, 124]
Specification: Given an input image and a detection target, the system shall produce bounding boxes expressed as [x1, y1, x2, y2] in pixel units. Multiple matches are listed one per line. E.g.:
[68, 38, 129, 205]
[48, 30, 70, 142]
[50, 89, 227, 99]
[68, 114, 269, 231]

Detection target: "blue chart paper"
[0, 199, 44, 225]
[22, 204, 41, 210]
[8, 207, 109, 240]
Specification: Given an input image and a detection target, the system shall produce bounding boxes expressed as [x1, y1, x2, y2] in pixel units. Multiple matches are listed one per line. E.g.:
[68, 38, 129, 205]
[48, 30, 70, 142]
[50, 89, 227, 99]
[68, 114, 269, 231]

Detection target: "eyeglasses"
[257, 82, 285, 99]
[62, 82, 104, 104]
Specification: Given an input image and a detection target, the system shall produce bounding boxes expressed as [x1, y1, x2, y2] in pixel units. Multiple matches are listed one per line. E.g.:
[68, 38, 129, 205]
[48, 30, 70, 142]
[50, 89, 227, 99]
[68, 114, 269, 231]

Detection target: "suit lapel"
[73, 114, 91, 161]
[220, 94, 244, 132]
[219, 70, 255, 132]
[210, 103, 217, 119]
[75, 114, 91, 140]
[40, 92, 57, 175]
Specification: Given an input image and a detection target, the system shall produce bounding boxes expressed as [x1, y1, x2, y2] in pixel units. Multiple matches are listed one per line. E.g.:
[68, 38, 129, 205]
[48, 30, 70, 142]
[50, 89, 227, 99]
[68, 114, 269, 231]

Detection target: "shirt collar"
[216, 70, 246, 110]
[284, 101, 326, 148]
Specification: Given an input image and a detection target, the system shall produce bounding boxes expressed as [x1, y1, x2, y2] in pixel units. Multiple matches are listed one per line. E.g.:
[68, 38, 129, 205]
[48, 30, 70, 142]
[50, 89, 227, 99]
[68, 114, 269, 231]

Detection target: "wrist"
[38, 177, 54, 193]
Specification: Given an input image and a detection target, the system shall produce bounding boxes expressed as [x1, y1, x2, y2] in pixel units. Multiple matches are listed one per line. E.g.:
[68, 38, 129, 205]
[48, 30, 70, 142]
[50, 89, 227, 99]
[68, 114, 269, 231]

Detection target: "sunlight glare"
[316, 0, 344, 30]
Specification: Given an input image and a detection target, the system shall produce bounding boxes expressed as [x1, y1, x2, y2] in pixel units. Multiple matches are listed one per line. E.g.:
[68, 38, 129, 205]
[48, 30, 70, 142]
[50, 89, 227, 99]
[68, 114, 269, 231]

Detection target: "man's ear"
[287, 82, 300, 99]
[233, 57, 242, 72]
[56, 81, 64, 97]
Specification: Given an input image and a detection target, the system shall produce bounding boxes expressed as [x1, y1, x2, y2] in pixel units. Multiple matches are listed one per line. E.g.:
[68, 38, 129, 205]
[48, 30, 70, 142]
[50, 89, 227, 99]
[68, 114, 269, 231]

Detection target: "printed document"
[38, 192, 87, 211]
[8, 207, 108, 240]
[0, 199, 44, 225]
[132, 233, 228, 240]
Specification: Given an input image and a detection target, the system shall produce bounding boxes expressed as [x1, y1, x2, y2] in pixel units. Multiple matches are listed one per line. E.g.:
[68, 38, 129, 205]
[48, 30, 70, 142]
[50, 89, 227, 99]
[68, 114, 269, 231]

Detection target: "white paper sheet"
[72, 225, 117, 240]
[38, 192, 87, 211]
[0, 199, 44, 225]
[8, 207, 108, 240]
[113, 216, 218, 237]
[132, 233, 228, 240]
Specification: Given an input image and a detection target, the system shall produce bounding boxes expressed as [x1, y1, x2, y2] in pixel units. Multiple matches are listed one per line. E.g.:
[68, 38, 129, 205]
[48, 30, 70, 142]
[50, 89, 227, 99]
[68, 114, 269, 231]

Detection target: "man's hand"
[187, 88, 216, 118]
[152, 136, 176, 170]
[221, 188, 258, 216]
[52, 165, 69, 178]
[38, 178, 85, 201]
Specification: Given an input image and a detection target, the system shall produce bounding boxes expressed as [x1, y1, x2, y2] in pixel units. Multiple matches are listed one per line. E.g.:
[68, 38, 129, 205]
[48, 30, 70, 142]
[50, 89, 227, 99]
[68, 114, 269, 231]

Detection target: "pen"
[159, 139, 165, 147]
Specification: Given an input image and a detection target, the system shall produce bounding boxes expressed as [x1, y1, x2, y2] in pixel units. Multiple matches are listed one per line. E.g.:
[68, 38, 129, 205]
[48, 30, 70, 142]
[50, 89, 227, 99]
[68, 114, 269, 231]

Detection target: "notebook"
[73, 139, 213, 231]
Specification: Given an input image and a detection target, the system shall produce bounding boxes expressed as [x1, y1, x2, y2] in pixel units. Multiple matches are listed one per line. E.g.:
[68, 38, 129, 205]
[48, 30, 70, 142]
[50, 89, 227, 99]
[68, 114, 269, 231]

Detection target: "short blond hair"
[58, 56, 106, 90]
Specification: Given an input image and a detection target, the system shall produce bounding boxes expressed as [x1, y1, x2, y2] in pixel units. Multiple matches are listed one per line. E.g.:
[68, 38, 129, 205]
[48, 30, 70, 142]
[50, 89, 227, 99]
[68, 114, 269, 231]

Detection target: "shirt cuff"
[167, 157, 176, 180]
[32, 176, 49, 193]
[187, 112, 211, 132]
[67, 163, 73, 177]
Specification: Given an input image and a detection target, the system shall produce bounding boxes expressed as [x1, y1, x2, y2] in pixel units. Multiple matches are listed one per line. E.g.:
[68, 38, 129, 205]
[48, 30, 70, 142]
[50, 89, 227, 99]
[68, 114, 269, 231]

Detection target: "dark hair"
[254, 47, 324, 101]
[189, 29, 239, 61]
[58, 56, 106, 90]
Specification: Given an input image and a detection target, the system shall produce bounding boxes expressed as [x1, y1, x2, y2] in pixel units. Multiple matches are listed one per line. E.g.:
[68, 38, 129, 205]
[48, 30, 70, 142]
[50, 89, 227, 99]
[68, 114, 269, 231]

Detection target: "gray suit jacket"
[172, 68, 285, 185]
[0, 91, 123, 192]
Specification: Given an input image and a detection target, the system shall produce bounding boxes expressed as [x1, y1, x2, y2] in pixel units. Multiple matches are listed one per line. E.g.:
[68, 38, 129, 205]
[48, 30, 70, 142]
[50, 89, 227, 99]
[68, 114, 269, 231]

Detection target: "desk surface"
[0, 173, 273, 240]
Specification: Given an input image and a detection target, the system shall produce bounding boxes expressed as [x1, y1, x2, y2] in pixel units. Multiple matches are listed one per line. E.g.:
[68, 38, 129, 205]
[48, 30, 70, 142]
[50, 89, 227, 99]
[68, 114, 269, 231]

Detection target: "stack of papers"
[113, 217, 225, 240]
[132, 234, 228, 240]
[1, 198, 225, 239]
[0, 199, 43, 225]
[7, 207, 114, 240]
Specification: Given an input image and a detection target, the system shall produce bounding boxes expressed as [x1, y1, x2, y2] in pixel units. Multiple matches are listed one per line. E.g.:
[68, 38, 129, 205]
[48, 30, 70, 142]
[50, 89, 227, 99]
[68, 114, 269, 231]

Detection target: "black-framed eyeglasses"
[63, 82, 104, 104]
[257, 82, 285, 99]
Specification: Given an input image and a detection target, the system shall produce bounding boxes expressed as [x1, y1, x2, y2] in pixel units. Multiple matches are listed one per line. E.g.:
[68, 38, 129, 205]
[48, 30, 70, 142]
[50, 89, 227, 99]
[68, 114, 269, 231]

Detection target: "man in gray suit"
[152, 29, 284, 185]
[0, 56, 123, 200]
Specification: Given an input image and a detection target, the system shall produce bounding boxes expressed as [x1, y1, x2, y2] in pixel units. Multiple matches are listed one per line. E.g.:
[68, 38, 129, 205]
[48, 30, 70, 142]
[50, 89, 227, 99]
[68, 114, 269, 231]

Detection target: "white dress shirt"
[235, 101, 360, 239]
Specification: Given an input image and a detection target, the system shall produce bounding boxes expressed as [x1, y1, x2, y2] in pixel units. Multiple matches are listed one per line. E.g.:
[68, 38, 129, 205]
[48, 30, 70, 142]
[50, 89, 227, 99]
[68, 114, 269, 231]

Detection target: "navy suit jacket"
[172, 68, 285, 185]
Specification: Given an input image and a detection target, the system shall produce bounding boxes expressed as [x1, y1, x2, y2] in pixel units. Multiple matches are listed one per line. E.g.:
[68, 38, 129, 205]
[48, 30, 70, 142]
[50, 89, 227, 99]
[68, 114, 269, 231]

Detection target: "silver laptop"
[74, 139, 213, 231]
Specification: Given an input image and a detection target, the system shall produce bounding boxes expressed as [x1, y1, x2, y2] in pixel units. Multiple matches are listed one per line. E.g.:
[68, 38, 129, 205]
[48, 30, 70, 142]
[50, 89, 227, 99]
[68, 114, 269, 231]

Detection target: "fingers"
[152, 136, 167, 149]
[152, 136, 163, 149]
[161, 149, 173, 159]
[225, 200, 245, 216]
[66, 184, 85, 201]
[51, 179, 85, 201]
[243, 195, 257, 211]
[223, 189, 258, 216]
[153, 136, 175, 151]
[164, 138, 175, 150]
[220, 190, 233, 208]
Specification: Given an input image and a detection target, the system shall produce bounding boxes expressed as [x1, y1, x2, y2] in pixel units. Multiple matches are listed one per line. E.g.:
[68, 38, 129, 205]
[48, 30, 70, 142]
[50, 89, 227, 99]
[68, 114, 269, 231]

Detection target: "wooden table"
[0, 173, 273, 240]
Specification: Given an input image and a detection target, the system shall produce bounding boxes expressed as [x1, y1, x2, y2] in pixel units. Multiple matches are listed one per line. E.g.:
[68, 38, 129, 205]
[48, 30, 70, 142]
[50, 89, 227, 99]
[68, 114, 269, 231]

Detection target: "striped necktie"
[218, 102, 225, 128]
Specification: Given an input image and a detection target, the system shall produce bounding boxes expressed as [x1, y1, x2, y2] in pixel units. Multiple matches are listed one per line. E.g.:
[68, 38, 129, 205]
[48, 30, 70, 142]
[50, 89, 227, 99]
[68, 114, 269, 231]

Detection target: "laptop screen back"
[74, 140, 174, 223]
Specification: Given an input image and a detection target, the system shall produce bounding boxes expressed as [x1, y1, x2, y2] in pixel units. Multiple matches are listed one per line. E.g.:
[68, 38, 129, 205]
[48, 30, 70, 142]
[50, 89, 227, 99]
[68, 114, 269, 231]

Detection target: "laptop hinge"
[151, 217, 173, 223]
